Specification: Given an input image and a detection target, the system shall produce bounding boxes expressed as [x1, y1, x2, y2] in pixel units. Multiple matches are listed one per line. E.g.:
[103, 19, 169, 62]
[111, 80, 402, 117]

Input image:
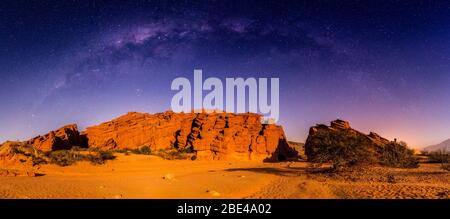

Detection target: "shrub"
[48, 150, 84, 166]
[129, 146, 152, 155]
[48, 149, 116, 166]
[379, 142, 419, 168]
[306, 131, 377, 170]
[153, 149, 191, 160]
[112, 148, 129, 153]
[71, 146, 87, 151]
[31, 155, 48, 165]
[88, 147, 100, 153]
[306, 130, 419, 170]
[178, 146, 193, 154]
[7, 142, 49, 165]
[111, 146, 195, 160]
[426, 150, 450, 163]
[100, 151, 115, 160]
[139, 146, 152, 155]
[424, 150, 449, 171]
[86, 151, 116, 165]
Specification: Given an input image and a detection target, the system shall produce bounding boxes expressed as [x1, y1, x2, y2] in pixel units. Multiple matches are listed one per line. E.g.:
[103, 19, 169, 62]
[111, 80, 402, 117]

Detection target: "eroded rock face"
[0, 141, 49, 170]
[85, 111, 297, 161]
[2, 111, 296, 161]
[84, 112, 194, 151]
[26, 124, 85, 152]
[304, 119, 390, 162]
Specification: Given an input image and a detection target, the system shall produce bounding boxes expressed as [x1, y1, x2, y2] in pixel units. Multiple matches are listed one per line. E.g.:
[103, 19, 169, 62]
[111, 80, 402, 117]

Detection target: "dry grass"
[112, 146, 195, 160]
[48, 149, 116, 166]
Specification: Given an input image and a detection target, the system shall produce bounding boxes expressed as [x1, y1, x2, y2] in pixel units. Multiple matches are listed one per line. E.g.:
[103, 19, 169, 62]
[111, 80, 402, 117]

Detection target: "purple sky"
[1, 1, 450, 148]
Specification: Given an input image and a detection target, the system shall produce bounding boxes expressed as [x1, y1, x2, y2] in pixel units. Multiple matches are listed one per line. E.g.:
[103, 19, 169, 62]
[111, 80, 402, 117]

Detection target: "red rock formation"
[26, 124, 84, 152]
[0, 141, 49, 175]
[85, 111, 297, 161]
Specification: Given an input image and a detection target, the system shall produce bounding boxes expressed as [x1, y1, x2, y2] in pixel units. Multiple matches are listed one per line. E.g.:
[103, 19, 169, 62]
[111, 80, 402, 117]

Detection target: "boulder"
[330, 119, 350, 129]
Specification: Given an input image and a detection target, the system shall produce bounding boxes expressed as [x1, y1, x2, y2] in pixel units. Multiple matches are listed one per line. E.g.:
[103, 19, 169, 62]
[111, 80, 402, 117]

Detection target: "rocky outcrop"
[330, 119, 350, 129]
[85, 111, 297, 161]
[1, 111, 296, 161]
[305, 119, 390, 163]
[0, 141, 49, 167]
[84, 112, 194, 151]
[26, 124, 85, 152]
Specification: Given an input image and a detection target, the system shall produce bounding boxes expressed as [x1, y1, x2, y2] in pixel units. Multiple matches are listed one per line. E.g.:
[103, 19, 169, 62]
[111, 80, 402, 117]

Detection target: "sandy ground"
[0, 154, 449, 199]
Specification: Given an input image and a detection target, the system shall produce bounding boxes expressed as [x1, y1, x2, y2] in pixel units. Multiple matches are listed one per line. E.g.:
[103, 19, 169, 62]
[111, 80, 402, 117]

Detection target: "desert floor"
[0, 154, 449, 199]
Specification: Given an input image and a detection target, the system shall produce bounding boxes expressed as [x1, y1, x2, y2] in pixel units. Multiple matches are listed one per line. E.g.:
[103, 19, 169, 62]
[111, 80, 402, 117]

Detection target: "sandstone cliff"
[85, 111, 297, 161]
[25, 124, 85, 152]
[0, 111, 296, 161]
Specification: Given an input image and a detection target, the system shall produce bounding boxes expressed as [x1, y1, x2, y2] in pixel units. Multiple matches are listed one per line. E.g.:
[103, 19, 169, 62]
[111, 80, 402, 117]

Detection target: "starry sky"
[1, 0, 449, 148]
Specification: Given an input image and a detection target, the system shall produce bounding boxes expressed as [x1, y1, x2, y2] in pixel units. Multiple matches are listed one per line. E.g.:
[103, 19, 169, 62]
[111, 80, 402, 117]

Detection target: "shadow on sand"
[222, 164, 330, 177]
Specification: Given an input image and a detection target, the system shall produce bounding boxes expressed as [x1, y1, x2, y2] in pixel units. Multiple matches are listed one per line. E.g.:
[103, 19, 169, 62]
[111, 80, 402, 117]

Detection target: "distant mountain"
[424, 139, 450, 152]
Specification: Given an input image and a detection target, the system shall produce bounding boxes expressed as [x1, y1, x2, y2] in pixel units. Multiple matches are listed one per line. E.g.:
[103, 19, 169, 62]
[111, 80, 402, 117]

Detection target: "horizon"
[1, 1, 450, 148]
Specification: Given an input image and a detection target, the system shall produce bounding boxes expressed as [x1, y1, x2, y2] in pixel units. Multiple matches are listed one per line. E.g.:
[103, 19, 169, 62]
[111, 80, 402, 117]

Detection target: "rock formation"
[0, 111, 296, 161]
[0, 141, 49, 176]
[305, 119, 390, 163]
[85, 111, 297, 161]
[25, 124, 85, 152]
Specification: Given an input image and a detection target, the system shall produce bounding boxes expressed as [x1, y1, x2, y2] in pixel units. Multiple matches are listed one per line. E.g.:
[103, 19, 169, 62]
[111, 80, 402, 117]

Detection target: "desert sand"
[0, 153, 448, 199]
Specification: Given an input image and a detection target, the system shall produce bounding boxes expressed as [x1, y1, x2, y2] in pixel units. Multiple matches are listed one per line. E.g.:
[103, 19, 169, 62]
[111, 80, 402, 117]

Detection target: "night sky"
[1, 0, 449, 147]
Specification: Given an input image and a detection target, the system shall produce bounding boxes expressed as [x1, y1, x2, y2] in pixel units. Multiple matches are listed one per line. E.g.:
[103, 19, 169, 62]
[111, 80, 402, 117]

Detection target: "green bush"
[112, 148, 129, 153]
[71, 146, 87, 151]
[85, 151, 116, 165]
[128, 146, 152, 155]
[306, 130, 418, 170]
[139, 146, 152, 155]
[153, 149, 192, 160]
[109, 146, 195, 160]
[379, 142, 419, 168]
[48, 150, 84, 166]
[178, 146, 193, 154]
[5, 141, 49, 165]
[424, 150, 449, 171]
[48, 149, 116, 166]
[306, 130, 377, 170]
